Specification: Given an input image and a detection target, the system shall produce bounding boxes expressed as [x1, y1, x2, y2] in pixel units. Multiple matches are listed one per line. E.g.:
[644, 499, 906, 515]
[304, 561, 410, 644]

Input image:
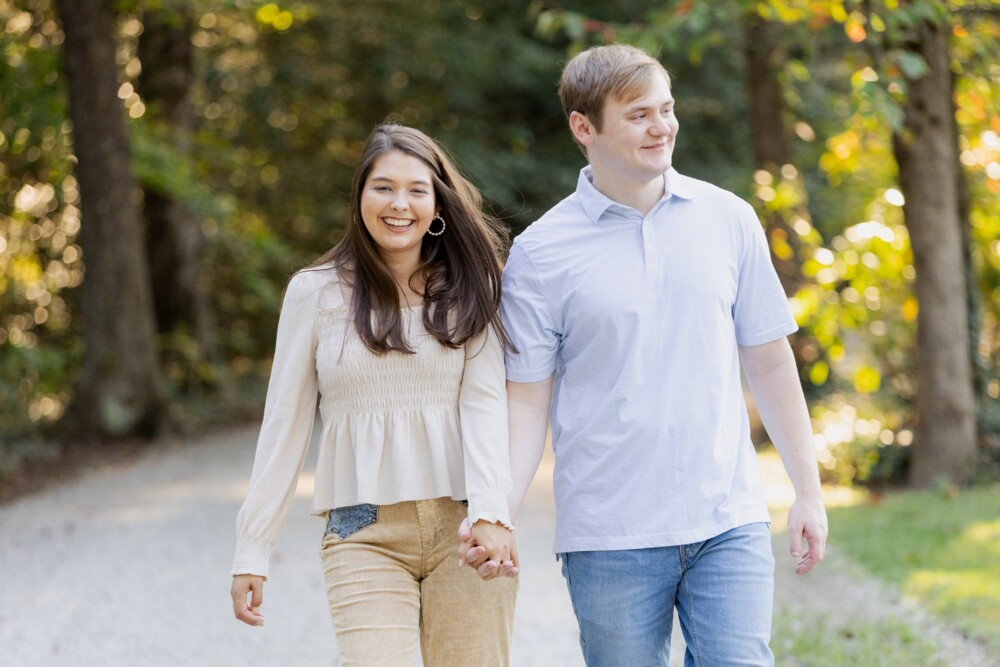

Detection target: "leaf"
[563, 12, 586, 42]
[897, 51, 930, 80]
[809, 360, 830, 386]
[854, 366, 882, 394]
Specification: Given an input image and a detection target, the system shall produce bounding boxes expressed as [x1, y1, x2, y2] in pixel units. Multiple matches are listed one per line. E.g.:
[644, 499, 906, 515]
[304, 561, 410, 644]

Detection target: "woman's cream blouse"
[232, 265, 512, 577]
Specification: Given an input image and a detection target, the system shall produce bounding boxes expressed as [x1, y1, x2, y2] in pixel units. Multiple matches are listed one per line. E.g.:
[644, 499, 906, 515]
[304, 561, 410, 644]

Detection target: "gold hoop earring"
[427, 213, 446, 236]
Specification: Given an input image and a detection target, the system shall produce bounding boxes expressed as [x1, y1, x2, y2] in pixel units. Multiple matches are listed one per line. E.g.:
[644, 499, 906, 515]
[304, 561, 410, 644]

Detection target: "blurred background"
[0, 0, 998, 662]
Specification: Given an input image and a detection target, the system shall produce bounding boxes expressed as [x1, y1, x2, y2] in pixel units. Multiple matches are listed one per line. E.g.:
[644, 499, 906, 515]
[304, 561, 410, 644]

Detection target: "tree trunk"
[743, 14, 791, 169]
[743, 12, 801, 297]
[892, 17, 977, 486]
[952, 81, 989, 436]
[138, 9, 217, 359]
[55, 0, 163, 438]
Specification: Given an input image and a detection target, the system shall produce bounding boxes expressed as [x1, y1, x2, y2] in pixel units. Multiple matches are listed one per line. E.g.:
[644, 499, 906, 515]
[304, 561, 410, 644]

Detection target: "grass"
[826, 483, 1000, 653]
[772, 612, 946, 667]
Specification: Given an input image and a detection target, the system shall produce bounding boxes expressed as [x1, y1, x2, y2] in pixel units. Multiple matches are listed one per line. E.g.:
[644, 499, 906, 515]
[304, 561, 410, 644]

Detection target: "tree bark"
[892, 17, 977, 486]
[55, 0, 163, 438]
[743, 14, 791, 169]
[743, 12, 801, 297]
[138, 9, 217, 358]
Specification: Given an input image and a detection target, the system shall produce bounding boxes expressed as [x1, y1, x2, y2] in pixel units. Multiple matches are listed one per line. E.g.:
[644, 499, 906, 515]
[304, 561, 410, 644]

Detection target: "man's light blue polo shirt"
[502, 166, 798, 553]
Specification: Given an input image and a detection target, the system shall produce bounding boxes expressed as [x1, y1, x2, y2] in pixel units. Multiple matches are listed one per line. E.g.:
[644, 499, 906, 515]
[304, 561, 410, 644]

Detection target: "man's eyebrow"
[624, 99, 675, 113]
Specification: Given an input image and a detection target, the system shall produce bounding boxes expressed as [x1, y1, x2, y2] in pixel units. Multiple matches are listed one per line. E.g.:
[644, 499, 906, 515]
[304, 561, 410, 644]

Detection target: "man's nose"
[650, 115, 671, 136]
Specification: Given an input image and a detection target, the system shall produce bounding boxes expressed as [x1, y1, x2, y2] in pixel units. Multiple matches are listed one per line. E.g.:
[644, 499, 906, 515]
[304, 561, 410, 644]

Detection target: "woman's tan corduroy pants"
[320, 497, 517, 666]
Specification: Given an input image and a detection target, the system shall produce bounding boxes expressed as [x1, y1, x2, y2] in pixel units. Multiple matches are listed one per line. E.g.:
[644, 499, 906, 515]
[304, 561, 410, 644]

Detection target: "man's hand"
[787, 494, 827, 575]
[458, 517, 519, 579]
[231, 574, 265, 626]
[739, 339, 828, 575]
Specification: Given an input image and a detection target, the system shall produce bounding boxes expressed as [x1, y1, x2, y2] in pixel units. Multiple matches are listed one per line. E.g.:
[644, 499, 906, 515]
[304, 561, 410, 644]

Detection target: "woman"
[230, 124, 518, 665]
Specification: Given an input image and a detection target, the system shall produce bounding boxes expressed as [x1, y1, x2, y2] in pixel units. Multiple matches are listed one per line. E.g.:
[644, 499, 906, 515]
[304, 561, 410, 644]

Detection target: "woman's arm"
[459, 326, 517, 568]
[231, 271, 321, 623]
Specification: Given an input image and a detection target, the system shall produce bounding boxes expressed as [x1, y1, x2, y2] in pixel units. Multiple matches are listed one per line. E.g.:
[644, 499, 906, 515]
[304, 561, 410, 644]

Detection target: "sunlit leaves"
[854, 366, 882, 393]
[253, 2, 313, 32]
[810, 359, 830, 385]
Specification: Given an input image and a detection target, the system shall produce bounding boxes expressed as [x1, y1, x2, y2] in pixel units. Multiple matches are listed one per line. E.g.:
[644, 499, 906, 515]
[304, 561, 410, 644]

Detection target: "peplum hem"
[313, 404, 467, 512]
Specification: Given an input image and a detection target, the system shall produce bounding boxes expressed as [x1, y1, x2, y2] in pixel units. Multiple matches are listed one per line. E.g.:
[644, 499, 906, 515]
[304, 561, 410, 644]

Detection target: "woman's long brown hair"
[311, 124, 514, 355]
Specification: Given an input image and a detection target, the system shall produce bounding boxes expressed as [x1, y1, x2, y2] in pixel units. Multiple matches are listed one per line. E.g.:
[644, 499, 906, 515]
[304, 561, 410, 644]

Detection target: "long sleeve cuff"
[231, 539, 272, 578]
[467, 488, 513, 531]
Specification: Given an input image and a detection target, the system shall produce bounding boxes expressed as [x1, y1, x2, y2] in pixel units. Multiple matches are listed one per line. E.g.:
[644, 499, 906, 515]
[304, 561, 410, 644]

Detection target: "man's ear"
[568, 111, 597, 147]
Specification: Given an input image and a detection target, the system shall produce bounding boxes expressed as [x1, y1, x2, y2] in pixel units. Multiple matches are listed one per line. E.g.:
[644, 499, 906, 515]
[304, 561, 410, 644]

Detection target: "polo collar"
[576, 166, 698, 224]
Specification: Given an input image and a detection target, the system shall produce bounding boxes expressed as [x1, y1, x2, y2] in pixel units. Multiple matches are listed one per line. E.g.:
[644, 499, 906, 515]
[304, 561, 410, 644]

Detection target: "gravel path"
[1, 425, 992, 666]
[0, 425, 587, 667]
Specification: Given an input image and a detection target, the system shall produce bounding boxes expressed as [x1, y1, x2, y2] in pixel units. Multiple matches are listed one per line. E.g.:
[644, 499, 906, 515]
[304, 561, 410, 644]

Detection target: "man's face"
[588, 72, 678, 183]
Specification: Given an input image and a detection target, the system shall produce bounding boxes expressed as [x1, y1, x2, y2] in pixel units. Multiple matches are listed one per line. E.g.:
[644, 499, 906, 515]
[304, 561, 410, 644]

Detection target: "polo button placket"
[641, 217, 660, 270]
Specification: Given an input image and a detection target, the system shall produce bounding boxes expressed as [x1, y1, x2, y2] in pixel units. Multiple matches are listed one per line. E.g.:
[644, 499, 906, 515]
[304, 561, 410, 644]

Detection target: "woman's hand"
[463, 519, 519, 580]
[231, 574, 266, 626]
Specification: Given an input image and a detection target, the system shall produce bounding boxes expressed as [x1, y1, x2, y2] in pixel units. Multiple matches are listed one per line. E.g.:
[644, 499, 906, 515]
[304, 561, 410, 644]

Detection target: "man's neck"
[590, 166, 666, 217]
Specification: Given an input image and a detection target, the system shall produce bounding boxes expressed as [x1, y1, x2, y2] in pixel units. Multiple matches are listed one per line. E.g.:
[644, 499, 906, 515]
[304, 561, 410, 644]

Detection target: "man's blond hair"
[559, 44, 671, 138]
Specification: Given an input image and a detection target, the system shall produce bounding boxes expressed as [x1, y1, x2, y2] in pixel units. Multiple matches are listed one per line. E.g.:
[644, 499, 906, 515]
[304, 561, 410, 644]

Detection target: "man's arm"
[460, 375, 554, 578]
[506, 375, 555, 519]
[739, 337, 827, 575]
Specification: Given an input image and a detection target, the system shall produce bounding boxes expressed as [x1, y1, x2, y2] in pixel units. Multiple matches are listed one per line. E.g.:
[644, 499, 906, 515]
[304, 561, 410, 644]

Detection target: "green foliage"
[192, 0, 578, 247]
[130, 117, 236, 221]
[828, 485, 1000, 651]
[203, 208, 299, 365]
[1, 0, 81, 446]
[1, 0, 998, 489]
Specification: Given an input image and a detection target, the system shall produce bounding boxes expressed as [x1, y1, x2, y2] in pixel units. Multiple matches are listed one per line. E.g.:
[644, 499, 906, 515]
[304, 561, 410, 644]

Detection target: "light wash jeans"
[559, 522, 775, 667]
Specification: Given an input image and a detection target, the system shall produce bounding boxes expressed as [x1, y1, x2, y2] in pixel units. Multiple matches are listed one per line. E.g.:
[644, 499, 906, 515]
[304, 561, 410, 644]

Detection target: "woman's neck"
[380, 252, 424, 307]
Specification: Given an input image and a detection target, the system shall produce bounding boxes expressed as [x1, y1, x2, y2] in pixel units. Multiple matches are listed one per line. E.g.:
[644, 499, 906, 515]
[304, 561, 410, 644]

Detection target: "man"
[463, 44, 827, 666]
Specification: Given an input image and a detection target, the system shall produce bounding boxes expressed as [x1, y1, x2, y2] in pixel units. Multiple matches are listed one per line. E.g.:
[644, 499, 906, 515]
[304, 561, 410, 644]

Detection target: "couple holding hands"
[230, 44, 827, 667]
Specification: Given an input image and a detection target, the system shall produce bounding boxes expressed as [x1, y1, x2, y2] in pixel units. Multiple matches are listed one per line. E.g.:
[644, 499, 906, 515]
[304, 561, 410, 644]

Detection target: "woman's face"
[359, 150, 437, 266]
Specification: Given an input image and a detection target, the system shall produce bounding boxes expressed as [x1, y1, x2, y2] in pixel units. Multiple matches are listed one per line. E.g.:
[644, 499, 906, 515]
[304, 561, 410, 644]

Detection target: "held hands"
[458, 517, 519, 580]
[231, 574, 266, 626]
[787, 494, 828, 575]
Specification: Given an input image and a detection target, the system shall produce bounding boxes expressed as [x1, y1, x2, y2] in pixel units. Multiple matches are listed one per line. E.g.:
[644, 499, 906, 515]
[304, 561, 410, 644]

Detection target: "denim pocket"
[324, 503, 379, 540]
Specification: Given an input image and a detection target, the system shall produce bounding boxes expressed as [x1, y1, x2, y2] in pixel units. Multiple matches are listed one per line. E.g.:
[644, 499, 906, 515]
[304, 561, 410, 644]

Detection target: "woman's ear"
[568, 111, 597, 147]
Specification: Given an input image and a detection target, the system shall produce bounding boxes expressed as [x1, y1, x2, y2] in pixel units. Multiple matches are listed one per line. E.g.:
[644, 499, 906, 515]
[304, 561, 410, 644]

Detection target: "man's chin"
[638, 155, 672, 174]
[639, 162, 672, 180]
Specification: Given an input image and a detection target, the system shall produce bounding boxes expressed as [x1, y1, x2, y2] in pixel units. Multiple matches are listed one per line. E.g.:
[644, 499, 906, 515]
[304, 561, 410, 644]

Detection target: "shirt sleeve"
[501, 242, 561, 382]
[232, 271, 320, 578]
[732, 202, 798, 346]
[459, 325, 513, 529]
